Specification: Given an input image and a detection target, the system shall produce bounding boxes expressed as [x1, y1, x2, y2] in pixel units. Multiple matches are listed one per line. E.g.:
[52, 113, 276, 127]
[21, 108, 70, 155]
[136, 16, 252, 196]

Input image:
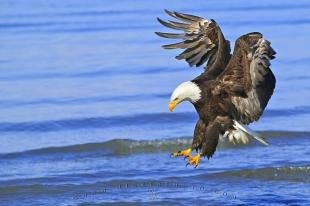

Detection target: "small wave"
[2, 18, 310, 34]
[0, 112, 196, 132]
[2, 4, 310, 19]
[263, 106, 310, 118]
[0, 106, 309, 133]
[203, 166, 310, 183]
[0, 137, 192, 159]
[0, 93, 169, 108]
[278, 57, 310, 65]
[0, 67, 182, 81]
[1, 130, 309, 159]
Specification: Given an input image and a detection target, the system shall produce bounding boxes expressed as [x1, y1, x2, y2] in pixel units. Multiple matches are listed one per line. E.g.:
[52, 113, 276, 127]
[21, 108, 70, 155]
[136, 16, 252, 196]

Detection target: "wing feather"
[157, 18, 188, 31]
[165, 9, 203, 22]
[156, 10, 231, 79]
[176, 43, 205, 59]
[213, 32, 276, 124]
[154, 32, 185, 39]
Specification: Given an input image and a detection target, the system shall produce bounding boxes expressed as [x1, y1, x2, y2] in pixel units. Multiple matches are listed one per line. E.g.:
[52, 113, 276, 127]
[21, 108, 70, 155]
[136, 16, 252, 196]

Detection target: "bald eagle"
[156, 10, 276, 167]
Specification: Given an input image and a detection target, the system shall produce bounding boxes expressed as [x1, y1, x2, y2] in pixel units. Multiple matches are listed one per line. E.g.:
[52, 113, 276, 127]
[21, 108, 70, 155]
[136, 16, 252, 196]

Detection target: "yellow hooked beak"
[168, 99, 179, 112]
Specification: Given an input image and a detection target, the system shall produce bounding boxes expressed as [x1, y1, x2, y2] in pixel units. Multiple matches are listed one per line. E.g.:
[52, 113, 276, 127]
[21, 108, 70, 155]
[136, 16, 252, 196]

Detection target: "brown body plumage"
[156, 10, 276, 163]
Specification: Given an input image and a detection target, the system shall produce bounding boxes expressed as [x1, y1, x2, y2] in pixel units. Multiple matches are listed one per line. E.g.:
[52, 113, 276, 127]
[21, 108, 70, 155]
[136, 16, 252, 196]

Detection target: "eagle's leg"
[171, 148, 192, 158]
[186, 153, 201, 168]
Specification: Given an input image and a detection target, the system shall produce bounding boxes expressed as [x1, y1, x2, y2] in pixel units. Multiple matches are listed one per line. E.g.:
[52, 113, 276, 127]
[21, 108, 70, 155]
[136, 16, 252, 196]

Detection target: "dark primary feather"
[156, 17, 189, 31]
[213, 32, 276, 124]
[164, 9, 203, 22]
[155, 10, 231, 79]
[154, 32, 185, 39]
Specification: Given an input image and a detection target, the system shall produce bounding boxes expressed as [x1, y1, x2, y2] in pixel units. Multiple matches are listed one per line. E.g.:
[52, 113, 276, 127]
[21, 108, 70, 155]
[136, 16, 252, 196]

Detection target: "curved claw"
[186, 154, 201, 168]
[186, 161, 199, 168]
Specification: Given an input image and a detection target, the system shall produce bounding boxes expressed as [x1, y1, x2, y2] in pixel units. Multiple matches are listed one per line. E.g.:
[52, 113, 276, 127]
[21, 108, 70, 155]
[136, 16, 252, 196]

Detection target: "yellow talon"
[171, 148, 192, 158]
[186, 153, 201, 168]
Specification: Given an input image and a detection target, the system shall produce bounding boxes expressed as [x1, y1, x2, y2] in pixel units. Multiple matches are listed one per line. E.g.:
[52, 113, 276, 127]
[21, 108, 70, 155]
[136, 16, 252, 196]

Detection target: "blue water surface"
[0, 0, 309, 205]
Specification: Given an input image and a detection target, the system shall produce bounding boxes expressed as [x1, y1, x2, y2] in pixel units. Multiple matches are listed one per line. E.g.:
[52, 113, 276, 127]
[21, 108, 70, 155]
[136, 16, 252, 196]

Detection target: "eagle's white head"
[168, 81, 202, 112]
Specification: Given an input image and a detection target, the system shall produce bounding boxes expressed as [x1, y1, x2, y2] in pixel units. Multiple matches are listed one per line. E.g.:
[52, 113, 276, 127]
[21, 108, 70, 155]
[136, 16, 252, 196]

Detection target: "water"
[0, 0, 310, 205]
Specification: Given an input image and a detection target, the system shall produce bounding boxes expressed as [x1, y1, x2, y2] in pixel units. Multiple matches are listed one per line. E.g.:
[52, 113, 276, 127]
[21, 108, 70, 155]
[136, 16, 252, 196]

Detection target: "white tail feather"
[233, 120, 269, 146]
[223, 127, 249, 145]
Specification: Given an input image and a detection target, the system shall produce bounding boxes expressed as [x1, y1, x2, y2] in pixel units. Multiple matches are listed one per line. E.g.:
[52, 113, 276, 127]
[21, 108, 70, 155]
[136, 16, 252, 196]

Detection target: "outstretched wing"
[155, 10, 231, 79]
[213, 32, 276, 124]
